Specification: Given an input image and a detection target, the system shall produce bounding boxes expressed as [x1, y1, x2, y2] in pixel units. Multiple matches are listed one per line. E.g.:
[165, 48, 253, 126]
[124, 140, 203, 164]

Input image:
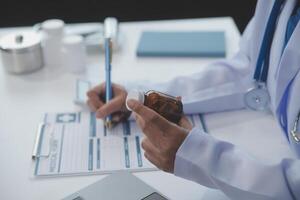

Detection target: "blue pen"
[104, 38, 113, 128]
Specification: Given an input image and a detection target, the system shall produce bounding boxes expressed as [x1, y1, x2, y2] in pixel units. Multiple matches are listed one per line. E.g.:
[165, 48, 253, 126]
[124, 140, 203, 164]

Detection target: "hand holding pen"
[86, 17, 131, 127]
[87, 83, 132, 125]
[86, 40, 131, 127]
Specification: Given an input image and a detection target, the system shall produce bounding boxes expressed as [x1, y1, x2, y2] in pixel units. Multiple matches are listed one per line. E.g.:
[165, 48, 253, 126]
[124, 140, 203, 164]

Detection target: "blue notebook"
[136, 31, 226, 57]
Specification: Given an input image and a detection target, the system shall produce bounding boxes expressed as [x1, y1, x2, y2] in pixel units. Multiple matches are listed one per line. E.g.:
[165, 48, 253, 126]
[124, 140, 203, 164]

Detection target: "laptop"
[62, 171, 168, 200]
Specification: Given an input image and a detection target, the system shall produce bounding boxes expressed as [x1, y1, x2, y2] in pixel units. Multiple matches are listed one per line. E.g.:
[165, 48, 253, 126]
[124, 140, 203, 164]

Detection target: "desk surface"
[0, 17, 295, 200]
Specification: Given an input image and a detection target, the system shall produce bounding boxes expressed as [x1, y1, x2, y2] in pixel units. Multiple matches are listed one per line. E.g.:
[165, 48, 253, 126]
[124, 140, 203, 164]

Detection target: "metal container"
[0, 31, 44, 74]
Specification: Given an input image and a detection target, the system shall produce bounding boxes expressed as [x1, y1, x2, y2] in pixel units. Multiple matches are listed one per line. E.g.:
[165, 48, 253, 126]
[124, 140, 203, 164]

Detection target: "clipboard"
[31, 112, 207, 177]
[31, 112, 157, 177]
[32, 123, 48, 160]
[32, 111, 206, 177]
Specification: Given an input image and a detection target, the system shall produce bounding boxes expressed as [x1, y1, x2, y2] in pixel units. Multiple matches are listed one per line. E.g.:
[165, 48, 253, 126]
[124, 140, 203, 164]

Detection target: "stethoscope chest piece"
[244, 84, 270, 111]
[291, 112, 300, 143]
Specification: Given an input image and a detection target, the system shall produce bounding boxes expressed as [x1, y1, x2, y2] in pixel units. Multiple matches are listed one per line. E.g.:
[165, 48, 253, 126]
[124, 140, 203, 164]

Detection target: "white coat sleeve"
[174, 128, 300, 200]
[124, 19, 255, 114]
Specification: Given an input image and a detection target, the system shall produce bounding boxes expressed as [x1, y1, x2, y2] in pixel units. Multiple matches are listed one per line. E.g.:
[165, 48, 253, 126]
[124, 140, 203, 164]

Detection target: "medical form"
[32, 112, 206, 177]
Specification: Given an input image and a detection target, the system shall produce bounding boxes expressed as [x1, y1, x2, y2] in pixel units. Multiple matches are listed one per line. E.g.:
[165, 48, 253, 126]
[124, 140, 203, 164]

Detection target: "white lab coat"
[126, 0, 300, 199]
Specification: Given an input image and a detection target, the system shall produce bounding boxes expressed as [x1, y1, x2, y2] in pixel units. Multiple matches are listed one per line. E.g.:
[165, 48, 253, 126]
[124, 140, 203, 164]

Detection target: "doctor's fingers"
[134, 113, 170, 146]
[127, 99, 153, 119]
[87, 84, 105, 111]
[87, 84, 105, 103]
[179, 116, 193, 131]
[87, 92, 104, 110]
[96, 96, 124, 118]
[87, 99, 97, 112]
[128, 99, 172, 132]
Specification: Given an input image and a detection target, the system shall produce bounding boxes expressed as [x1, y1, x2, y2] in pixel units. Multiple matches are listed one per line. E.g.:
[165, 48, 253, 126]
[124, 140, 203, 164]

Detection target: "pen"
[104, 37, 113, 128]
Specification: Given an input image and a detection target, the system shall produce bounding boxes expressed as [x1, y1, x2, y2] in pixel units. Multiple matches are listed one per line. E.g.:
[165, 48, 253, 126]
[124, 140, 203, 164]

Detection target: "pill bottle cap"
[126, 90, 145, 111]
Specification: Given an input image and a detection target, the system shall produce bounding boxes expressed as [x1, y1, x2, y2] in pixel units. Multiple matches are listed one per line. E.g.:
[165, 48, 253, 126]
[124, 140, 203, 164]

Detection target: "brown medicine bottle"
[126, 90, 183, 124]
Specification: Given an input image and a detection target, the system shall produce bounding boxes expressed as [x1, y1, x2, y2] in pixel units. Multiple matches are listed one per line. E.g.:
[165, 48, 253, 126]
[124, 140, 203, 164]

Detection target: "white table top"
[0, 17, 295, 200]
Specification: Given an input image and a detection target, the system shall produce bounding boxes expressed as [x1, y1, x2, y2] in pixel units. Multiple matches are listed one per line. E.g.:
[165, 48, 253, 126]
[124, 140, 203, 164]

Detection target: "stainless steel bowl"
[0, 31, 44, 74]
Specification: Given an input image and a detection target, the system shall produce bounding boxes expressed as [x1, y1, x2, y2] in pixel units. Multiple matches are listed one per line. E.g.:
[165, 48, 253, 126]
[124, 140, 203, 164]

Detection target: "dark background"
[1, 0, 257, 33]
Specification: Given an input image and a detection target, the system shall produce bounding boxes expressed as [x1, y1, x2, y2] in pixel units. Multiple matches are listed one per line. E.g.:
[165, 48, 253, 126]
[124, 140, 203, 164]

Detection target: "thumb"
[127, 99, 150, 117]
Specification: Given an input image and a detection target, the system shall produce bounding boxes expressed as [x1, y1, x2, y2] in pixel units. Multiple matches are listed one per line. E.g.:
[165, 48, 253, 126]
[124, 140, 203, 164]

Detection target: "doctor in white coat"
[87, 0, 300, 199]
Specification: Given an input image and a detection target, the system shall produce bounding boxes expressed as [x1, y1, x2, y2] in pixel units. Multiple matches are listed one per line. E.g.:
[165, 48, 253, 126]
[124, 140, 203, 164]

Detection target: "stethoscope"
[244, 0, 300, 143]
[244, 0, 283, 111]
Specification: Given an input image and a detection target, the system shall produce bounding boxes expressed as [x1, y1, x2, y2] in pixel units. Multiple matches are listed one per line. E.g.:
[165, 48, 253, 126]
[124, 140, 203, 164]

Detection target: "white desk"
[0, 18, 295, 200]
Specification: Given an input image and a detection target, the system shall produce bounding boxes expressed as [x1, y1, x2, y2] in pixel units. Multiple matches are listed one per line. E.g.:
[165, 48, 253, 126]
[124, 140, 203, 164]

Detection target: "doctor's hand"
[127, 99, 192, 173]
[86, 83, 131, 123]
